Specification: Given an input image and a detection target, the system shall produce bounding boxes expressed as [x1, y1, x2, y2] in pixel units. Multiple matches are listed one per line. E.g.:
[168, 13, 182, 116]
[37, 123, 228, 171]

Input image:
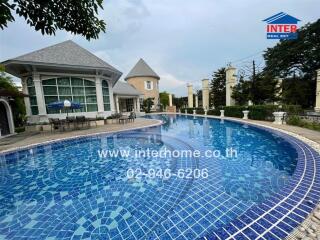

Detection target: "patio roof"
[113, 81, 142, 96]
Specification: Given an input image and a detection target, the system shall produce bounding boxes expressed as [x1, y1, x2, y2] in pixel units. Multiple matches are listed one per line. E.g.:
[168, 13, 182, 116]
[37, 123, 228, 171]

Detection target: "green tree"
[210, 67, 226, 107]
[143, 98, 154, 113]
[0, 66, 26, 127]
[232, 76, 251, 105]
[263, 19, 320, 108]
[173, 96, 188, 110]
[159, 91, 169, 110]
[282, 76, 314, 107]
[0, 0, 106, 40]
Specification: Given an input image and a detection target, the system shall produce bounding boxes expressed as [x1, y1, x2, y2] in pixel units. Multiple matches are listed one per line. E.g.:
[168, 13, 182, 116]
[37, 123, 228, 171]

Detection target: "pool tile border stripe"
[178, 114, 320, 240]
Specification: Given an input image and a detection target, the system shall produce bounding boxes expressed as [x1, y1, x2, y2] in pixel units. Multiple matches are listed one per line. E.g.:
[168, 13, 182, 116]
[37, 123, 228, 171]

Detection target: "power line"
[230, 50, 265, 65]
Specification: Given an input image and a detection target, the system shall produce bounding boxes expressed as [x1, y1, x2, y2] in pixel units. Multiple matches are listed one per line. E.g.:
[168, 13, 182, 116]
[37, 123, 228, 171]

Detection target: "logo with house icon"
[263, 12, 300, 40]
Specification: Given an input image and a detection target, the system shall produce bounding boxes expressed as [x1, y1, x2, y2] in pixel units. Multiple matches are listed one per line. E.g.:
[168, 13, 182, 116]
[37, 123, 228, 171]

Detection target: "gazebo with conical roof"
[125, 59, 160, 111]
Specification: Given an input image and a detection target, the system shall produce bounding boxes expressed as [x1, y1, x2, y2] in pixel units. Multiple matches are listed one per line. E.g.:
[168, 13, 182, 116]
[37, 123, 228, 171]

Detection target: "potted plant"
[106, 116, 114, 124]
[41, 122, 51, 131]
[95, 116, 105, 126]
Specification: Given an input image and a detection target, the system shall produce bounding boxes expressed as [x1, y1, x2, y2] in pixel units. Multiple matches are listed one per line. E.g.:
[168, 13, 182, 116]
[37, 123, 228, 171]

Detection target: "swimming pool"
[0, 114, 319, 240]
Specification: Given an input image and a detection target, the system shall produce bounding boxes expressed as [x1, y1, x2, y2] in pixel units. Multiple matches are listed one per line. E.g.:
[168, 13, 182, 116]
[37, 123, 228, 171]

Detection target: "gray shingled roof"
[113, 81, 142, 96]
[7, 40, 121, 73]
[125, 58, 160, 80]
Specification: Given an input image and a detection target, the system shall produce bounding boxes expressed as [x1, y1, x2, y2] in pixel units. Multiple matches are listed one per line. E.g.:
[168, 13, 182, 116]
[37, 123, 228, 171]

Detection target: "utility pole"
[251, 60, 256, 103]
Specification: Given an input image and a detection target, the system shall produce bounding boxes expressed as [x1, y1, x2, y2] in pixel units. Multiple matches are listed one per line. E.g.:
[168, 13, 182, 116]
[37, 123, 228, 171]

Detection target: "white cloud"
[1, 0, 319, 96]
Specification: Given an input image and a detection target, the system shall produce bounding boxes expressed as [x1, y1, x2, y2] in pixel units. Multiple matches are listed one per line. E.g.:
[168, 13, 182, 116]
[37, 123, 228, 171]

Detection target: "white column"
[202, 79, 209, 110]
[187, 84, 193, 108]
[108, 80, 115, 113]
[21, 77, 31, 117]
[33, 73, 46, 116]
[274, 77, 283, 105]
[226, 66, 237, 106]
[169, 94, 173, 107]
[315, 69, 320, 112]
[95, 76, 104, 113]
[115, 95, 120, 113]
[195, 95, 199, 108]
[133, 98, 137, 112]
[137, 97, 141, 112]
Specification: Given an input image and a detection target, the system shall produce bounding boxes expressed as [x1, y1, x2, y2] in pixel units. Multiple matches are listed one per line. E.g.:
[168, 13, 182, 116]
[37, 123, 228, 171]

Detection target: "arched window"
[102, 80, 110, 111]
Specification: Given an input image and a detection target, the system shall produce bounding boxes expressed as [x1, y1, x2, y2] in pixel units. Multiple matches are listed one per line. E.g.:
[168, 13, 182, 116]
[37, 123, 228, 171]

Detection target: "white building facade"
[2, 41, 142, 123]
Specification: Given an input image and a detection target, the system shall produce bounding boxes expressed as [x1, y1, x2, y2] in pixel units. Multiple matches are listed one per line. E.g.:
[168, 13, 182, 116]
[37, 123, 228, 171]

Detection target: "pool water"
[0, 115, 298, 239]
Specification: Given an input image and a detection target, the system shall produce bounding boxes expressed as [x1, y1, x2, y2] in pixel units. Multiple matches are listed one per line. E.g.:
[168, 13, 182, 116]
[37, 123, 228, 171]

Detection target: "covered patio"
[113, 81, 142, 114]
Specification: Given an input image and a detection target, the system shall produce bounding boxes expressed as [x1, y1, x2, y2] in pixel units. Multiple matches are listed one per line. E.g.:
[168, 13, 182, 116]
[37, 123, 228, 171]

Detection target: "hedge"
[207, 109, 220, 116]
[180, 108, 203, 114]
[181, 105, 302, 122]
[248, 105, 277, 121]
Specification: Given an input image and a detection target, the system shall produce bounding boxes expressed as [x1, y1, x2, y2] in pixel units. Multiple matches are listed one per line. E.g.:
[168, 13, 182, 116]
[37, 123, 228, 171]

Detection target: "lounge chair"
[128, 112, 136, 122]
[49, 118, 63, 132]
[66, 116, 76, 130]
[76, 116, 90, 129]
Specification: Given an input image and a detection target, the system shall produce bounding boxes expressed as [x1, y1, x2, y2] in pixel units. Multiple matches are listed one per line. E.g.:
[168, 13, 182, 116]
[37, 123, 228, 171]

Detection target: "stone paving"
[0, 118, 161, 152]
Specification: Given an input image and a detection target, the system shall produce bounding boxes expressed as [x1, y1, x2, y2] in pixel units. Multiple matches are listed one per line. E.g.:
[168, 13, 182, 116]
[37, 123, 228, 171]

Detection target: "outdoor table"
[119, 116, 129, 124]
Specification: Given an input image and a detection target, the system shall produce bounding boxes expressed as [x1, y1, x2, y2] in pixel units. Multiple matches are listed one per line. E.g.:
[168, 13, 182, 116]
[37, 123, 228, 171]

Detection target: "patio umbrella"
[47, 100, 83, 117]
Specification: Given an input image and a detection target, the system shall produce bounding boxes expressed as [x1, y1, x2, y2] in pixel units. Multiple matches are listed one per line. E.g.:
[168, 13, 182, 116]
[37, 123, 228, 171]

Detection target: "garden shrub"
[207, 109, 220, 116]
[181, 108, 203, 114]
[223, 106, 244, 118]
[196, 108, 205, 114]
[248, 105, 277, 121]
[181, 104, 302, 122]
[287, 115, 320, 131]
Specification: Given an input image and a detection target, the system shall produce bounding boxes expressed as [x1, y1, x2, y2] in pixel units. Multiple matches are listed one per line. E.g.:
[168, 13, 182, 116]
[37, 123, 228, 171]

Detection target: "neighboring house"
[1, 41, 142, 123]
[125, 59, 160, 111]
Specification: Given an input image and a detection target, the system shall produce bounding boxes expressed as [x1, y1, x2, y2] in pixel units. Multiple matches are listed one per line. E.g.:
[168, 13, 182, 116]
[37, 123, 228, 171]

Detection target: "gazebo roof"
[1, 41, 122, 85]
[125, 58, 160, 80]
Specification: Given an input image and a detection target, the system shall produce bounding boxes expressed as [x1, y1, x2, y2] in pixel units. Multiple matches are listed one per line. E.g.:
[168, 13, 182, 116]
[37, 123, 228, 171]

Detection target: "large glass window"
[26, 77, 38, 115]
[42, 77, 98, 113]
[102, 80, 110, 111]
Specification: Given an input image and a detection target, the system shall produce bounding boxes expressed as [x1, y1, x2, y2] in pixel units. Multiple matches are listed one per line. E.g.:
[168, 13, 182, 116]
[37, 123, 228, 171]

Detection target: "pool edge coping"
[176, 113, 320, 240]
[0, 119, 163, 155]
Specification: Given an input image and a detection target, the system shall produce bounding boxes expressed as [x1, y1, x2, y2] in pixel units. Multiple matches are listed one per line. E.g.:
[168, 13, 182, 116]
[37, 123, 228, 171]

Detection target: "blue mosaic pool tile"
[1, 115, 320, 240]
[270, 227, 288, 239]
[243, 227, 259, 239]
[263, 231, 280, 240]
[214, 227, 230, 239]
[231, 219, 246, 229]
[234, 232, 250, 240]
[283, 217, 299, 229]
[277, 221, 294, 233]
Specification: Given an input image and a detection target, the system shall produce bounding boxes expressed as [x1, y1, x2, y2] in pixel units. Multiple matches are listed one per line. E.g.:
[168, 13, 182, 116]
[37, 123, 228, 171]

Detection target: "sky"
[0, 0, 319, 96]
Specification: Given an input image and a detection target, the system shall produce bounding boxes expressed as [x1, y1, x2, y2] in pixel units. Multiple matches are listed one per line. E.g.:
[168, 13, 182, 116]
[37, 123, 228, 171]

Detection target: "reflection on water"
[0, 114, 298, 240]
[146, 114, 298, 202]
